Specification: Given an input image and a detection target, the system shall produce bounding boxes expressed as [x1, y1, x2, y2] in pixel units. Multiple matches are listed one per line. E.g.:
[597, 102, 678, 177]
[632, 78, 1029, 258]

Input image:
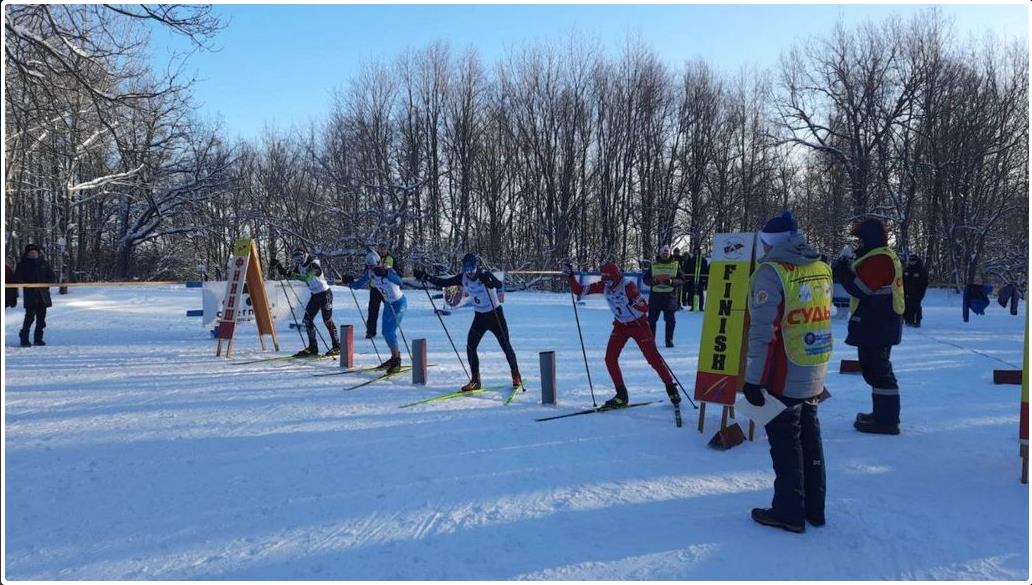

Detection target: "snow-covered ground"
[3, 285, 1029, 580]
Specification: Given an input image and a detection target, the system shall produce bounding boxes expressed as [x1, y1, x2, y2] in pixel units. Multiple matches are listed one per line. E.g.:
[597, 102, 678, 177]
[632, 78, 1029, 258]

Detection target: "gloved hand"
[413, 268, 427, 281]
[838, 244, 854, 260]
[338, 273, 354, 287]
[269, 259, 284, 276]
[372, 266, 388, 277]
[561, 263, 575, 278]
[742, 382, 766, 407]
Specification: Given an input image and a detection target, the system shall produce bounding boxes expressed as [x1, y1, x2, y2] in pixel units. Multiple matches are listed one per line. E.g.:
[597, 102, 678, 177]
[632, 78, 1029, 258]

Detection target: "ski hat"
[365, 250, 381, 266]
[291, 248, 308, 264]
[462, 253, 479, 273]
[850, 217, 888, 249]
[23, 243, 41, 255]
[659, 244, 671, 257]
[600, 261, 622, 286]
[759, 211, 799, 248]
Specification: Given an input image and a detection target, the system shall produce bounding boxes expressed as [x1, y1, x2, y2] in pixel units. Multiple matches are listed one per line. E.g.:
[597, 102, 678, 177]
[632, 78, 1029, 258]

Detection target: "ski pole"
[631, 312, 698, 409]
[566, 270, 598, 408]
[331, 266, 383, 363]
[277, 276, 307, 347]
[417, 271, 471, 379]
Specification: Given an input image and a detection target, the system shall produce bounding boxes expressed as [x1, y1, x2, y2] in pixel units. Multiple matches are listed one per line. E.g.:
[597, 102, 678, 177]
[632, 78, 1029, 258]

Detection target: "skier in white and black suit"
[272, 249, 340, 357]
[414, 253, 522, 392]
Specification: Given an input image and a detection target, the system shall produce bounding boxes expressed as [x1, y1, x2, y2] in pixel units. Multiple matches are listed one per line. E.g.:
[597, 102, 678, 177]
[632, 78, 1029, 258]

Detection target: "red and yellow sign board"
[694, 233, 758, 405]
[215, 238, 278, 357]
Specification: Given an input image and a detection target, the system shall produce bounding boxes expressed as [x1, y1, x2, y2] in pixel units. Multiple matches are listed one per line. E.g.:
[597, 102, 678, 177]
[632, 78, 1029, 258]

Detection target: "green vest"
[766, 261, 834, 366]
[650, 260, 679, 293]
[370, 254, 395, 289]
[848, 247, 904, 315]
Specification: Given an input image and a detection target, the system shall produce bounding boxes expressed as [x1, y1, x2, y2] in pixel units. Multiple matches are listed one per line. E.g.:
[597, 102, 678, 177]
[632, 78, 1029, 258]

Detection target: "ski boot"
[294, 346, 319, 358]
[365, 331, 376, 339]
[461, 377, 482, 392]
[376, 356, 395, 370]
[324, 345, 341, 358]
[603, 386, 629, 409]
[665, 382, 681, 405]
[385, 356, 402, 374]
[751, 508, 805, 534]
[665, 340, 674, 348]
[511, 372, 524, 392]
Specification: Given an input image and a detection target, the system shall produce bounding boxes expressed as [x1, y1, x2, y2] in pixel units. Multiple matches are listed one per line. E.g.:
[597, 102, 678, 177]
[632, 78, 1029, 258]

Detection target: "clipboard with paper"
[734, 389, 788, 427]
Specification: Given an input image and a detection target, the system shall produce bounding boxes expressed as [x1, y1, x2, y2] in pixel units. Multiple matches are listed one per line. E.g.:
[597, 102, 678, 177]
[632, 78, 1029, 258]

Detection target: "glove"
[742, 382, 766, 407]
[338, 273, 354, 287]
[269, 259, 284, 276]
[838, 244, 854, 260]
[561, 263, 575, 278]
[413, 268, 427, 281]
[372, 266, 388, 277]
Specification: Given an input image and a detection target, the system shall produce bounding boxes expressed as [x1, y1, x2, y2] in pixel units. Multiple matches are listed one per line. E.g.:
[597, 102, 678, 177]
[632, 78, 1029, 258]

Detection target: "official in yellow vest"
[742, 211, 830, 534]
[644, 244, 684, 347]
[833, 217, 904, 436]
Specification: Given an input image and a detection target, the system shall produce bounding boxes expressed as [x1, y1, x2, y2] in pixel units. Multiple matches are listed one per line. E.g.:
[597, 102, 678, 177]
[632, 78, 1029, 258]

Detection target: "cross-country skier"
[563, 261, 679, 408]
[271, 249, 340, 358]
[414, 253, 522, 392]
[342, 251, 407, 373]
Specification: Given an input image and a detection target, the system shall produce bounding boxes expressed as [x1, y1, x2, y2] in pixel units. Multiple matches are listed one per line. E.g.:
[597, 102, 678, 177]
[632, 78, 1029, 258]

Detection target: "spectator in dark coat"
[13, 244, 55, 347]
[5, 263, 17, 308]
[902, 255, 929, 327]
[833, 218, 904, 435]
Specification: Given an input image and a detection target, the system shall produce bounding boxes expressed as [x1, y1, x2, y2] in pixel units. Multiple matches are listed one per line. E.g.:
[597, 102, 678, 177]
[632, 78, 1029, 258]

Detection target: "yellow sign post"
[694, 233, 758, 434]
[215, 239, 279, 357]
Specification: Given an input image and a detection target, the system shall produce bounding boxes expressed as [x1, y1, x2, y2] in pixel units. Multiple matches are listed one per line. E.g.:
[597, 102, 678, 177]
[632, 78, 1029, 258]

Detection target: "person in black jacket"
[5, 263, 17, 309]
[902, 255, 929, 327]
[13, 244, 55, 347]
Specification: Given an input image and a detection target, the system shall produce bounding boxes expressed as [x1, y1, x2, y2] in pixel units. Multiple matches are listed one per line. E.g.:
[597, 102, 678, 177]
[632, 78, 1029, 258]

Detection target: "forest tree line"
[4, 5, 1028, 291]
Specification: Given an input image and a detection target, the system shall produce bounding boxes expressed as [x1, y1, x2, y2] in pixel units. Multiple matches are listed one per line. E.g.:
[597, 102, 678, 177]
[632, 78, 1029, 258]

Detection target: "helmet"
[462, 253, 479, 273]
[291, 248, 308, 264]
[600, 261, 622, 286]
[365, 251, 381, 266]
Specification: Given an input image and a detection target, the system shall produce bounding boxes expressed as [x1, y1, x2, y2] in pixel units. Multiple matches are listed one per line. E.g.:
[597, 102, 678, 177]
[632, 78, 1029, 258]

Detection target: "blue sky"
[149, 3, 1028, 141]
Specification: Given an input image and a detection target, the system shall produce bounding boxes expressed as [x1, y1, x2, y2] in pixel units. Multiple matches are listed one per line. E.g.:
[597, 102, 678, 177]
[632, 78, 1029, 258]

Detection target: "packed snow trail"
[4, 286, 1028, 579]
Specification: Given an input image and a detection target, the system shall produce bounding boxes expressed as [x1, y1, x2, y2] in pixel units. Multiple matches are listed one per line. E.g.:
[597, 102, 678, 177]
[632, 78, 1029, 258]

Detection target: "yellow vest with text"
[650, 260, 679, 293]
[766, 261, 834, 367]
[848, 247, 905, 315]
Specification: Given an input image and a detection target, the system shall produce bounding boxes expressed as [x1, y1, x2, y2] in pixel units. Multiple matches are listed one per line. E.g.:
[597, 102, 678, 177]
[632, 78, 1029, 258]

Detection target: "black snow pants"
[467, 307, 519, 380]
[765, 396, 826, 527]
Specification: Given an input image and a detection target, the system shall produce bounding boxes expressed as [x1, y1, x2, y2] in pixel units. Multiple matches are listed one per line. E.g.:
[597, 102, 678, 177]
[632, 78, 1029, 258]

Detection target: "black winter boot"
[752, 508, 805, 533]
[33, 328, 45, 346]
[19, 329, 31, 347]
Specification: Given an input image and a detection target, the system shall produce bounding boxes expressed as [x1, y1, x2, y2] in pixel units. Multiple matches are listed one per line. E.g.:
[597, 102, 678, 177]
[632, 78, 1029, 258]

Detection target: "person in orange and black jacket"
[13, 244, 55, 347]
[833, 218, 904, 435]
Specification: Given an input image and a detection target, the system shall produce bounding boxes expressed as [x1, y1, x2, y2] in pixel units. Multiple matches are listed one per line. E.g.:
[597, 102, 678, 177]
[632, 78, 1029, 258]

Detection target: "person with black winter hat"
[743, 211, 831, 534]
[415, 253, 523, 392]
[902, 255, 929, 327]
[833, 217, 904, 435]
[13, 244, 55, 347]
